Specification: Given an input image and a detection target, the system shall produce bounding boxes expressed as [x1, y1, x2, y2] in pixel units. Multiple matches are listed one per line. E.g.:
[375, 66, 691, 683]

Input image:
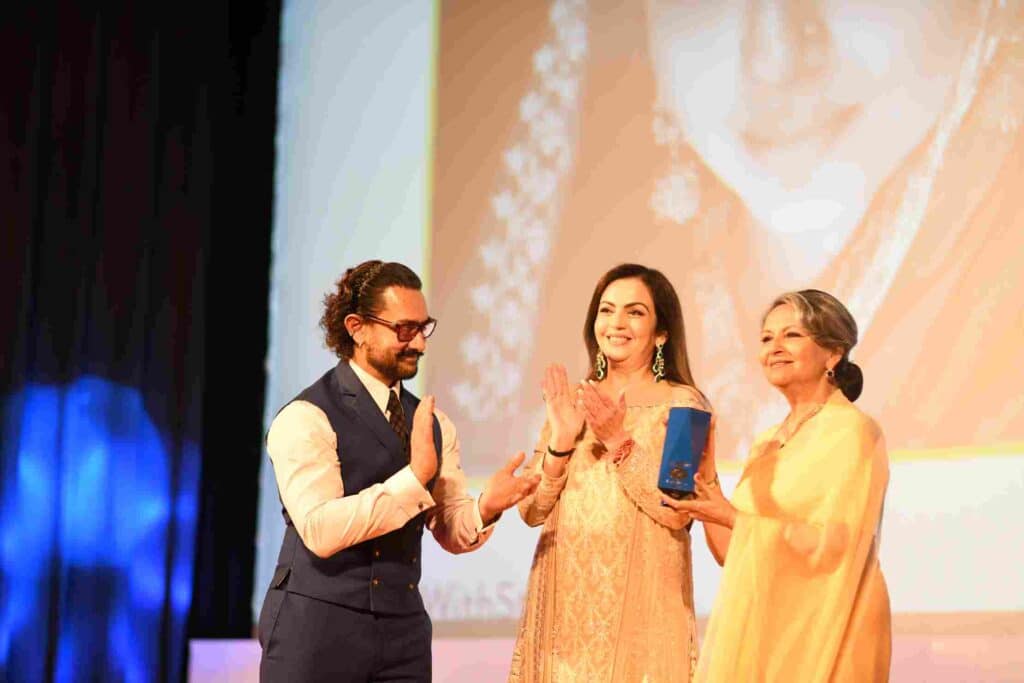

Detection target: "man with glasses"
[257, 259, 540, 683]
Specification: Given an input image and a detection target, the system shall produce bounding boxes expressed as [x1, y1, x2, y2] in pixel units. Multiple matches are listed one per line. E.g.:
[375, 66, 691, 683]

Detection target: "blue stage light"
[1, 377, 199, 682]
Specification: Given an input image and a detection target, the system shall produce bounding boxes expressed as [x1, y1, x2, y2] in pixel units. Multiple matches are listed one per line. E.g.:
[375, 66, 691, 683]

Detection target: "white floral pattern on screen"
[452, 0, 589, 421]
[650, 108, 701, 226]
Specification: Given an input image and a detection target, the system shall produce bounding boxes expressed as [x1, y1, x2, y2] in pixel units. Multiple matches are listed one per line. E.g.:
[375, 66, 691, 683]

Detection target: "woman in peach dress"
[665, 290, 891, 682]
[508, 263, 713, 683]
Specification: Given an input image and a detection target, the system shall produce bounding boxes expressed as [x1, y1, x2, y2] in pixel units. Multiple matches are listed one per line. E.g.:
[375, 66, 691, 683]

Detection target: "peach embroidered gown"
[508, 386, 709, 683]
[696, 390, 891, 682]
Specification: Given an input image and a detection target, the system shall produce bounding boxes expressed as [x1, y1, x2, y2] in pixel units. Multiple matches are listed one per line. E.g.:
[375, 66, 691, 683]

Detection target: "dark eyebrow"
[601, 300, 651, 311]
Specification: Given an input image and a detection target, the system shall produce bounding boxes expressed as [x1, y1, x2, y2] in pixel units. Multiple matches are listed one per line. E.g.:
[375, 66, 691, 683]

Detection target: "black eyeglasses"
[363, 314, 437, 342]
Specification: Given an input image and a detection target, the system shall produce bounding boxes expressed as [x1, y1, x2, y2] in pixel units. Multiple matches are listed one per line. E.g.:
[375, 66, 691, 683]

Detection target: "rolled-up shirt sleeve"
[267, 400, 433, 558]
[423, 408, 498, 553]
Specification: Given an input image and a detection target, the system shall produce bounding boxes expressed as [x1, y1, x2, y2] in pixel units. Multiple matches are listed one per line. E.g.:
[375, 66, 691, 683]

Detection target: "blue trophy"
[658, 407, 712, 500]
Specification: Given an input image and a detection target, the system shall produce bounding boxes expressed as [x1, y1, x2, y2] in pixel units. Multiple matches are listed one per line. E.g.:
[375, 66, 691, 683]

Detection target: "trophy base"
[660, 488, 695, 501]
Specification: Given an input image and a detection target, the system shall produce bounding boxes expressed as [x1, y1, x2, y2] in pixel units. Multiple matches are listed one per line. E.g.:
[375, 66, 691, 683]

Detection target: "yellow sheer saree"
[698, 391, 891, 682]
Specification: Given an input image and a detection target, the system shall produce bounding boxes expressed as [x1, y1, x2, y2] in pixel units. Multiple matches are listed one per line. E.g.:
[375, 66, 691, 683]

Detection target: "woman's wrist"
[546, 444, 575, 458]
[548, 431, 576, 452]
[601, 430, 630, 454]
[542, 449, 572, 477]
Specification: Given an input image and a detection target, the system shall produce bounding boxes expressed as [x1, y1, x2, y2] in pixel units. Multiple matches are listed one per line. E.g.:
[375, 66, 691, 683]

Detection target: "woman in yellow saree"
[665, 289, 891, 682]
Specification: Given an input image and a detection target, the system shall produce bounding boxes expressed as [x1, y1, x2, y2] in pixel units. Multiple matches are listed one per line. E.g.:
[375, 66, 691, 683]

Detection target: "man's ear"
[344, 313, 364, 347]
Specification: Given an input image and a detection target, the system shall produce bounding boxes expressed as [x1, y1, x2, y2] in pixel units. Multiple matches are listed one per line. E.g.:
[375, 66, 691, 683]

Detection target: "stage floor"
[190, 621, 1024, 682]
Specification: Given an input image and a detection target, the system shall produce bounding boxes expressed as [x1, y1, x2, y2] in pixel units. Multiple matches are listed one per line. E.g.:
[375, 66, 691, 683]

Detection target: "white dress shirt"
[266, 360, 493, 559]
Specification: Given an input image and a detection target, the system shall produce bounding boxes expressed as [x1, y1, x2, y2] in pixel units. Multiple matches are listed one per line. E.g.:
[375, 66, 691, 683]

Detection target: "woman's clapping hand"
[541, 364, 585, 451]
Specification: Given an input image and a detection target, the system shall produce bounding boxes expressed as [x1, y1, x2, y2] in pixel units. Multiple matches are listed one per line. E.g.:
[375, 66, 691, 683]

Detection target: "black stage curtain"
[1, 2, 279, 680]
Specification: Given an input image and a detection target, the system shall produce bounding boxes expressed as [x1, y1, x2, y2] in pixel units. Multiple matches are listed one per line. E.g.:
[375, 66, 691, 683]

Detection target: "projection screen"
[257, 0, 1024, 654]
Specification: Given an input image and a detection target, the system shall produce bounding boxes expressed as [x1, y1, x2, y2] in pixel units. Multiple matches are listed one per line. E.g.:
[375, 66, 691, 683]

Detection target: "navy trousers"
[259, 590, 432, 682]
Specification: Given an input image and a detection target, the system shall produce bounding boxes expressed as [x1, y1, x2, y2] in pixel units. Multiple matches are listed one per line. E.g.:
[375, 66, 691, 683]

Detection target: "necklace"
[773, 404, 824, 449]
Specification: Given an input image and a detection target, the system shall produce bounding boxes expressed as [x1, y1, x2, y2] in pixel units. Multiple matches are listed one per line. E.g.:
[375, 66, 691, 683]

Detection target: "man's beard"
[366, 345, 422, 384]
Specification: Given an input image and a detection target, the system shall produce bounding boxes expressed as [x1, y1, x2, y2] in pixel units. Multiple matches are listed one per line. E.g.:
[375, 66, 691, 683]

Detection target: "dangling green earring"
[595, 350, 607, 380]
[652, 342, 665, 382]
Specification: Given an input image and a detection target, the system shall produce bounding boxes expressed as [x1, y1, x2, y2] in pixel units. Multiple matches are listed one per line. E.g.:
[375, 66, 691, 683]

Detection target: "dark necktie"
[386, 390, 409, 456]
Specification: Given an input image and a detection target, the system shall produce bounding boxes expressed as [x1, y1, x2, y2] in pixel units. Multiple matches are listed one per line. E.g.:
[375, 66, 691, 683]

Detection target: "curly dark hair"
[320, 260, 422, 359]
[582, 263, 702, 394]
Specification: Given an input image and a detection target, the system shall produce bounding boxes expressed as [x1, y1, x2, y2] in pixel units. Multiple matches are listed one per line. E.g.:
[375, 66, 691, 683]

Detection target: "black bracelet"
[546, 445, 575, 458]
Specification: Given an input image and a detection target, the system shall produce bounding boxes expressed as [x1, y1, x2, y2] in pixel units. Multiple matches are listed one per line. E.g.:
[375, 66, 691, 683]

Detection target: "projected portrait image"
[430, 0, 1024, 472]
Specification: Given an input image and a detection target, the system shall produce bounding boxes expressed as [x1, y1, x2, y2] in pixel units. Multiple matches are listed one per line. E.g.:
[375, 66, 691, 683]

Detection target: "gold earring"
[595, 350, 607, 380]
[653, 342, 665, 382]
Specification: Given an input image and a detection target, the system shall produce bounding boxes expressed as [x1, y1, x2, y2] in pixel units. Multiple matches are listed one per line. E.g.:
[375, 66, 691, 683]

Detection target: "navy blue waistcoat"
[268, 361, 442, 615]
